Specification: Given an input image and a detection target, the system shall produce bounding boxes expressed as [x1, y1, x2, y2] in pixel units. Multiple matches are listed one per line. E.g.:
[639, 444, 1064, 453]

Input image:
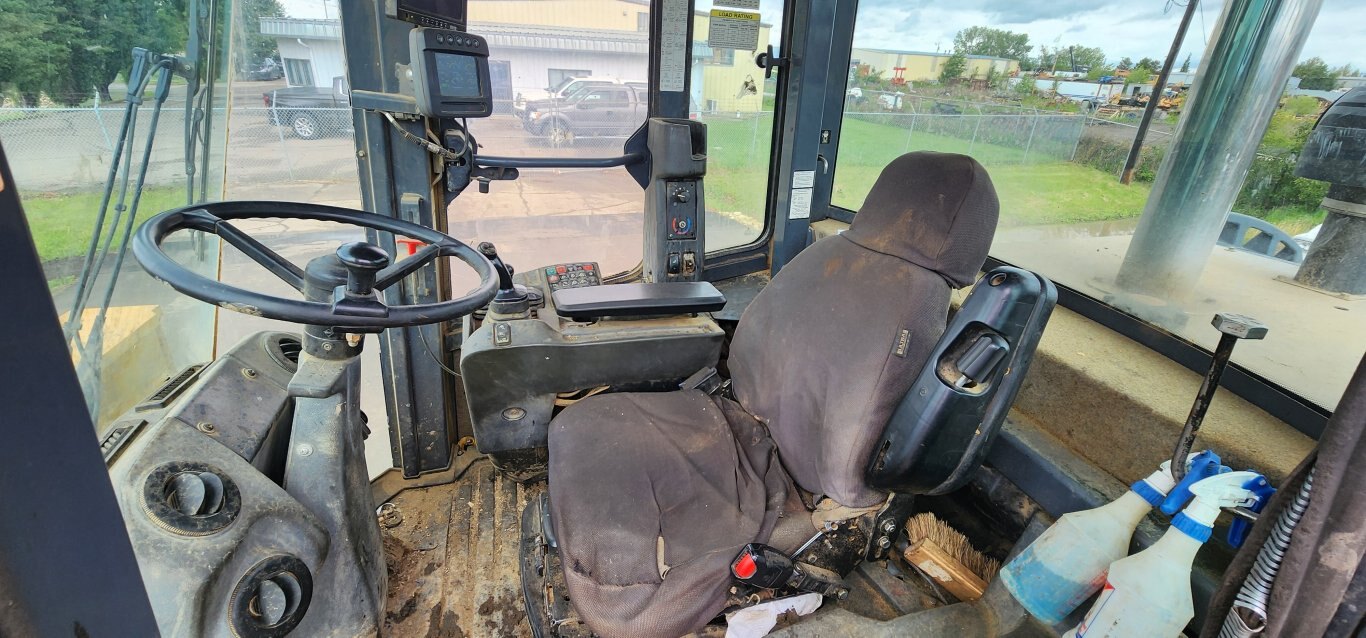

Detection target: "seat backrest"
[728, 152, 999, 508]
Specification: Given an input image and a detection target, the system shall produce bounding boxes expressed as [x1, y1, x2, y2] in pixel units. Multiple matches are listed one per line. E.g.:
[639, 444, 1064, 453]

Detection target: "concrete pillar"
[1115, 0, 1325, 300]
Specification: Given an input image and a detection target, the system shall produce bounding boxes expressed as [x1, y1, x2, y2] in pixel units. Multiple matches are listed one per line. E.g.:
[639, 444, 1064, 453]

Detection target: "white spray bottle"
[999, 451, 1222, 626]
[1064, 471, 1273, 638]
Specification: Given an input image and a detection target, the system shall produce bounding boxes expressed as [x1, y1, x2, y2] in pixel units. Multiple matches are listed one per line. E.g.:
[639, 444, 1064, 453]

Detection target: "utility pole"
[1120, 0, 1200, 184]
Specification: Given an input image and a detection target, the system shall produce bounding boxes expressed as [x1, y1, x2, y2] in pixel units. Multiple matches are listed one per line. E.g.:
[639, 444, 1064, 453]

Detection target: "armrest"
[552, 282, 726, 320]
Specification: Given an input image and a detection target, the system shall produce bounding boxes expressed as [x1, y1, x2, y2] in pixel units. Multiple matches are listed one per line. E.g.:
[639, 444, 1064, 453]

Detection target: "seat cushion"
[548, 390, 795, 638]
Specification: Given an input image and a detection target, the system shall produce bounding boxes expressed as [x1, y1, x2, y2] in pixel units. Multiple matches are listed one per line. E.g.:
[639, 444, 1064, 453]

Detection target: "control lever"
[478, 242, 530, 317]
[473, 166, 519, 193]
[337, 242, 390, 296]
[730, 543, 849, 599]
[332, 242, 391, 318]
[1169, 313, 1268, 480]
[952, 334, 1008, 389]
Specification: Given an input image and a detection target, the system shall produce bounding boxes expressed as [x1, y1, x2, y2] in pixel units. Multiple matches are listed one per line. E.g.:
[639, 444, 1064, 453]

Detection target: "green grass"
[21, 187, 186, 264]
[705, 114, 1326, 237]
[1258, 205, 1324, 237]
[702, 115, 1156, 229]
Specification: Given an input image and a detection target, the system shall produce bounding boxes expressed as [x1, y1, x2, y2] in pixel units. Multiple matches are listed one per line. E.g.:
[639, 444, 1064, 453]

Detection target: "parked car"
[263, 76, 351, 140]
[513, 76, 644, 122]
[522, 84, 647, 145]
[237, 58, 284, 81]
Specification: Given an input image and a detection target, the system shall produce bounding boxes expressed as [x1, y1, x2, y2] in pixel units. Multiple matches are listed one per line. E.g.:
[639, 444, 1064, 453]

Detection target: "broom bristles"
[904, 512, 1001, 580]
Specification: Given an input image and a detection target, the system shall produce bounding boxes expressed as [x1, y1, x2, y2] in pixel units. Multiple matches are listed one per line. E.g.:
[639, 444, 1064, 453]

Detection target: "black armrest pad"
[552, 282, 726, 320]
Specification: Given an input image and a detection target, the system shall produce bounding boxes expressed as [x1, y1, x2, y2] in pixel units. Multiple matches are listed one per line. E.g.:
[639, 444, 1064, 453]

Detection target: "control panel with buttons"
[543, 262, 601, 291]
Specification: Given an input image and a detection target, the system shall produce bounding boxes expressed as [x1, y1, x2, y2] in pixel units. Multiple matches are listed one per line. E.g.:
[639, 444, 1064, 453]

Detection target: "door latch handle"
[755, 45, 789, 80]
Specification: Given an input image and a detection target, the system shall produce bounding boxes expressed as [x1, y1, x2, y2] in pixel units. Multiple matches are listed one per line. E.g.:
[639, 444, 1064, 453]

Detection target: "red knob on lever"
[395, 237, 425, 257]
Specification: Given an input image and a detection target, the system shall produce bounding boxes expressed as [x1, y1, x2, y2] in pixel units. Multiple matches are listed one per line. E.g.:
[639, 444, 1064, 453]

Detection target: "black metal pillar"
[339, 2, 462, 477]
[0, 143, 160, 636]
[1119, 0, 1198, 185]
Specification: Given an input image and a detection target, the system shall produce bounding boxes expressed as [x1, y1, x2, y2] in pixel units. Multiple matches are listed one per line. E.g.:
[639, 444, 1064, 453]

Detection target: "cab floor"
[382, 458, 542, 638]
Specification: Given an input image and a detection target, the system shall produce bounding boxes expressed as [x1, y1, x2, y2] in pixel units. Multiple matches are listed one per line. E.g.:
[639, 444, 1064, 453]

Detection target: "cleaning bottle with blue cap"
[1063, 470, 1274, 638]
[999, 451, 1224, 626]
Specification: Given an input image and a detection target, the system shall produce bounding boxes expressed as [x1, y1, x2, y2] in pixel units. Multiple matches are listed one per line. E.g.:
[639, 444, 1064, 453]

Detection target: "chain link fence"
[0, 107, 197, 193]
[841, 91, 1088, 165]
[0, 105, 361, 195]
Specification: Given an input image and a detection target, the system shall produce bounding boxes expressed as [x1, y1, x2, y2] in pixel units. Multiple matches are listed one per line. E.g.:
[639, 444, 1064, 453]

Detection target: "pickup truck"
[263, 76, 351, 140]
[513, 76, 645, 122]
[522, 84, 648, 145]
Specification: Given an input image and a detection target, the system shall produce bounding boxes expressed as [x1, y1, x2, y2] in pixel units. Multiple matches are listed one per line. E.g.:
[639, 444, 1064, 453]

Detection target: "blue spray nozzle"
[1227, 475, 1276, 548]
[1160, 450, 1228, 516]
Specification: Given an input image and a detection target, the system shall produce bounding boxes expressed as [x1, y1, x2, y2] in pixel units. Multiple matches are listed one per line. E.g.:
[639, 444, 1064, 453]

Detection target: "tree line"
[0, 0, 283, 107]
[934, 25, 1358, 90]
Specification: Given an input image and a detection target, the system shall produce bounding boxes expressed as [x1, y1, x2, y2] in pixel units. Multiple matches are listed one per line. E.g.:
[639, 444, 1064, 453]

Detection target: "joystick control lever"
[478, 242, 530, 318]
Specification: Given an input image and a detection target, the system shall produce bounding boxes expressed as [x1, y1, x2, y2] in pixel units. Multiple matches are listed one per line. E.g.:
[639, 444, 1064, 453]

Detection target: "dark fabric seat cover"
[547, 152, 999, 637]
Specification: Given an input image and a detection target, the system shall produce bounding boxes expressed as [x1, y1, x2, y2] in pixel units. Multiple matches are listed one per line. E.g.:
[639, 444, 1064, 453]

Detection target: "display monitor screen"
[434, 52, 482, 98]
[396, 0, 465, 28]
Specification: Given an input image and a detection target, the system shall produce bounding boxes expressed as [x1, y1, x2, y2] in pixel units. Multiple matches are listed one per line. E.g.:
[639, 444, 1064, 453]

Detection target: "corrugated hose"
[1218, 466, 1315, 638]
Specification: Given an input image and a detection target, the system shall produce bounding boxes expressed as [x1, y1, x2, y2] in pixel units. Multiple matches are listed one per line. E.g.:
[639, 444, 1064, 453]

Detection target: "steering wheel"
[133, 201, 498, 329]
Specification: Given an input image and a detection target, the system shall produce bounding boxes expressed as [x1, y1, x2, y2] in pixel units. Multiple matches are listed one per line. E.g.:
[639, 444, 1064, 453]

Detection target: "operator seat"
[547, 151, 1000, 637]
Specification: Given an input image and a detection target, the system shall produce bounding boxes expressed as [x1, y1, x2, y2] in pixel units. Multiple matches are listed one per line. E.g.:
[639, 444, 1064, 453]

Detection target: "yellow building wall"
[696, 17, 771, 112]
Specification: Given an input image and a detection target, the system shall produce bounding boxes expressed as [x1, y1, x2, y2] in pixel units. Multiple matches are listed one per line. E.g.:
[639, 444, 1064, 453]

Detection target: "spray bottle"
[999, 451, 1223, 626]
[1063, 471, 1274, 638]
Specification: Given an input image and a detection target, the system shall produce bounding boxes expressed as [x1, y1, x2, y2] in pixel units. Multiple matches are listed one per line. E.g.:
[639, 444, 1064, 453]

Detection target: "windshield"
[830, 1, 1363, 412]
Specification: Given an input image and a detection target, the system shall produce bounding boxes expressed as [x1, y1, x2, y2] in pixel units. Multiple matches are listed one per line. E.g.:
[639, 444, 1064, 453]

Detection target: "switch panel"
[666, 181, 697, 240]
[542, 262, 601, 291]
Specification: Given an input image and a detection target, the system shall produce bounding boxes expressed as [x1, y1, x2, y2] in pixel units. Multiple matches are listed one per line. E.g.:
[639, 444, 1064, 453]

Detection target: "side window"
[583, 89, 628, 107]
[283, 58, 313, 86]
[828, 7, 1363, 411]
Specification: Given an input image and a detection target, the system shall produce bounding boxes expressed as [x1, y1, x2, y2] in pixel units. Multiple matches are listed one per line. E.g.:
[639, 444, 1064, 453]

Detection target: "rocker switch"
[667, 252, 681, 275]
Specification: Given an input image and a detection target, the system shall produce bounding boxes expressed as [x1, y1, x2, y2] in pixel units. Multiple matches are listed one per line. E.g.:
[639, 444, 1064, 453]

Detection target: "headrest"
[842, 152, 999, 288]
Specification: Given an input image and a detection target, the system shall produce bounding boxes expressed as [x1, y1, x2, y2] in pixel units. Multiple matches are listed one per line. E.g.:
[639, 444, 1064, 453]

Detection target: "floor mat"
[383, 457, 544, 637]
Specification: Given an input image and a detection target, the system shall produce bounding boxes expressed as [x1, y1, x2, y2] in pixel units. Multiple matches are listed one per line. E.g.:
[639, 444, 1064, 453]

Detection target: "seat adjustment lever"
[731, 543, 848, 599]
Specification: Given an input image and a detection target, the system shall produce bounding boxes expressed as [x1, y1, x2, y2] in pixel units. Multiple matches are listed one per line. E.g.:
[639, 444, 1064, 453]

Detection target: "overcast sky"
[284, 0, 1365, 71]
[839, 0, 1365, 71]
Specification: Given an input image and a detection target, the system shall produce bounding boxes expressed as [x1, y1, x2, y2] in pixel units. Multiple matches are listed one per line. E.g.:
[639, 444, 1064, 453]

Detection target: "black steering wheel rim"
[133, 200, 498, 328]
